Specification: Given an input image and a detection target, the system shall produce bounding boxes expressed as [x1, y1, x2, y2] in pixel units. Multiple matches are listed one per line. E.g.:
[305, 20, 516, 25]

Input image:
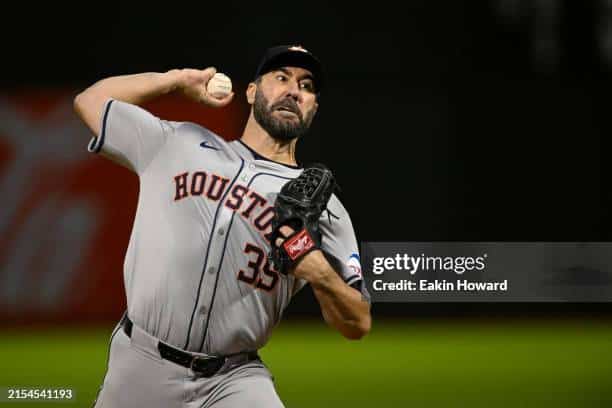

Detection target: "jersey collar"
[236, 140, 302, 170]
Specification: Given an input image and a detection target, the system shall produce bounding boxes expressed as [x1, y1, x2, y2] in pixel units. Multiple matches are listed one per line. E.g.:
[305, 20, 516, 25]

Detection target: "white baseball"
[206, 73, 232, 99]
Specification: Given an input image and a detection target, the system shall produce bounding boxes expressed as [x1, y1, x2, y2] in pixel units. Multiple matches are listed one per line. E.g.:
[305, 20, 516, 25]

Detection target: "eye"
[275, 74, 287, 82]
[300, 81, 315, 93]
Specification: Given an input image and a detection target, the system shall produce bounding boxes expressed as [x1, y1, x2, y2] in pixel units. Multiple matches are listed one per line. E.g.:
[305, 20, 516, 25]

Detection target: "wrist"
[163, 69, 185, 93]
[293, 250, 334, 285]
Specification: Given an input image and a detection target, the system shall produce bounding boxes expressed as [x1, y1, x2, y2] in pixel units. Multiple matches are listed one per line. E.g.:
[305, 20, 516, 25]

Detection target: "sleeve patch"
[346, 253, 362, 278]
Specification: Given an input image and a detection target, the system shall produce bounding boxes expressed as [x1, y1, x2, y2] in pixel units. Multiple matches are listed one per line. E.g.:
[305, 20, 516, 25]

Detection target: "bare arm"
[73, 68, 234, 136]
[294, 250, 371, 340]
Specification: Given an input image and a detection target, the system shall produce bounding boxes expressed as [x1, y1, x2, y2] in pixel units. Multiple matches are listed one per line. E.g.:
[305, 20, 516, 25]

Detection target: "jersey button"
[208, 267, 216, 274]
[218, 228, 224, 236]
[249, 163, 256, 170]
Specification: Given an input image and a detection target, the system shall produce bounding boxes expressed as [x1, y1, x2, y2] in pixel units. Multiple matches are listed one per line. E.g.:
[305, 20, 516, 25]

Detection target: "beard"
[253, 88, 316, 141]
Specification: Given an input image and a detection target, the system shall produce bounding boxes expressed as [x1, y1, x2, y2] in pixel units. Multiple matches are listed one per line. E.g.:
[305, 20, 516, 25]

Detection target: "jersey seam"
[198, 194, 241, 351]
[236, 140, 302, 169]
[183, 159, 245, 350]
[198, 171, 294, 352]
[139, 118, 172, 175]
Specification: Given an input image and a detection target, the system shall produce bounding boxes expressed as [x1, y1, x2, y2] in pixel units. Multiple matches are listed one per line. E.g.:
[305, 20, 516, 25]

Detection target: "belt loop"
[122, 314, 133, 338]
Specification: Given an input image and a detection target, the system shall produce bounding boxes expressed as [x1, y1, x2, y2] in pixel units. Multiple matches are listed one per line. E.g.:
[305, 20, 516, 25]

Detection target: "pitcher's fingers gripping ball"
[269, 163, 337, 274]
[206, 72, 233, 98]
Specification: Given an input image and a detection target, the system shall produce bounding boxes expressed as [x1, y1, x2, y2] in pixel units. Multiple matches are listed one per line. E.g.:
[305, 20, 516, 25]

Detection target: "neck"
[240, 112, 298, 166]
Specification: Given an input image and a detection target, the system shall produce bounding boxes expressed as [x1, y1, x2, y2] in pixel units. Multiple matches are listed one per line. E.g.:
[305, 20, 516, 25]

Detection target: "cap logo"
[289, 45, 308, 53]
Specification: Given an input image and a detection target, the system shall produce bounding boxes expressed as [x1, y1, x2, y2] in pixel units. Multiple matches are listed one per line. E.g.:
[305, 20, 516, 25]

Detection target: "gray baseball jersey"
[88, 99, 366, 355]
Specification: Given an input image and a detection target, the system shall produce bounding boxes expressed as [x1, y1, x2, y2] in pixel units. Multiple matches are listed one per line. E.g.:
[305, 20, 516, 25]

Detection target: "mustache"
[270, 100, 303, 121]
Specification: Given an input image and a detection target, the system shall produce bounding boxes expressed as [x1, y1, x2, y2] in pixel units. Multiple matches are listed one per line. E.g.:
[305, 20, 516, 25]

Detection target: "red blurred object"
[0, 90, 248, 325]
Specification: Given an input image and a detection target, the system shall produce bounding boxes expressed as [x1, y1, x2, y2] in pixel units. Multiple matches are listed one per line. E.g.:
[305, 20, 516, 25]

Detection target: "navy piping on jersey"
[197, 201, 241, 352]
[198, 171, 293, 352]
[345, 274, 361, 284]
[238, 140, 302, 169]
[183, 159, 245, 350]
[198, 171, 365, 352]
[91, 100, 114, 153]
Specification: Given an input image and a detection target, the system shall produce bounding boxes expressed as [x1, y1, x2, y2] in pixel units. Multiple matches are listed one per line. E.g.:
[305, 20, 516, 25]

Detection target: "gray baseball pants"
[92, 318, 284, 408]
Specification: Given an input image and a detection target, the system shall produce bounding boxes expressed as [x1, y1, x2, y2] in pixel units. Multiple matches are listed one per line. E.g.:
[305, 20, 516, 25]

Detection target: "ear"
[246, 82, 257, 105]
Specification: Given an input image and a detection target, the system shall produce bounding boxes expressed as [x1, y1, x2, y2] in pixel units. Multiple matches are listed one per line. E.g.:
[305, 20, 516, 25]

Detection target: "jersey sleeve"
[87, 99, 171, 174]
[319, 196, 370, 302]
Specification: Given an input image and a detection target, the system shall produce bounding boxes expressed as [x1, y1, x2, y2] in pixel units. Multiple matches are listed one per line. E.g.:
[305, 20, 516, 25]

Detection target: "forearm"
[82, 71, 180, 105]
[295, 251, 371, 339]
[312, 273, 371, 339]
[74, 70, 181, 135]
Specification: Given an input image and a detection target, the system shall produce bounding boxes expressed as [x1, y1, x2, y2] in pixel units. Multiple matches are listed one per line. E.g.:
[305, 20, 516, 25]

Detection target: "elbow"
[73, 85, 105, 116]
[73, 91, 90, 119]
[73, 92, 83, 114]
[73, 89, 105, 136]
[73, 90, 95, 112]
[342, 315, 371, 340]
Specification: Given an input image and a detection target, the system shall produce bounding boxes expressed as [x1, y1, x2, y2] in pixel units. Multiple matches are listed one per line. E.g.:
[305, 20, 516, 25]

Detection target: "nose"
[283, 80, 302, 103]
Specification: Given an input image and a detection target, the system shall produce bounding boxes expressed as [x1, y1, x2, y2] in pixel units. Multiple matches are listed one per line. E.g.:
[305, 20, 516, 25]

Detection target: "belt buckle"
[189, 355, 224, 377]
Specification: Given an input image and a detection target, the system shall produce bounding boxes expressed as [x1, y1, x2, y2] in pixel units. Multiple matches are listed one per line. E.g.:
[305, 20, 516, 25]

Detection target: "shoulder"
[320, 193, 356, 233]
[327, 194, 351, 220]
[167, 121, 227, 145]
[165, 121, 239, 157]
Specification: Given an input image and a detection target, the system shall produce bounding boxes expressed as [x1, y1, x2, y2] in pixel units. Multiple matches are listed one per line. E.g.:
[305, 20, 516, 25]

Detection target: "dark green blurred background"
[2, 320, 612, 407]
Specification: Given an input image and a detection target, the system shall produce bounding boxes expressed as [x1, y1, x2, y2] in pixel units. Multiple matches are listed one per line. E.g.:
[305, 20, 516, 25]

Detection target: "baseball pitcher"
[74, 45, 371, 408]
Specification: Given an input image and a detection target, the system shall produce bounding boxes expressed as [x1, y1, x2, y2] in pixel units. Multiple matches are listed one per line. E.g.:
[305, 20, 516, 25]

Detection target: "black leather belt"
[122, 316, 258, 377]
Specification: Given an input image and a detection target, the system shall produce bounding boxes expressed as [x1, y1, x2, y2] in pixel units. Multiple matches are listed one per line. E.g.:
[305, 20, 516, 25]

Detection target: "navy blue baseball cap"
[254, 45, 324, 92]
